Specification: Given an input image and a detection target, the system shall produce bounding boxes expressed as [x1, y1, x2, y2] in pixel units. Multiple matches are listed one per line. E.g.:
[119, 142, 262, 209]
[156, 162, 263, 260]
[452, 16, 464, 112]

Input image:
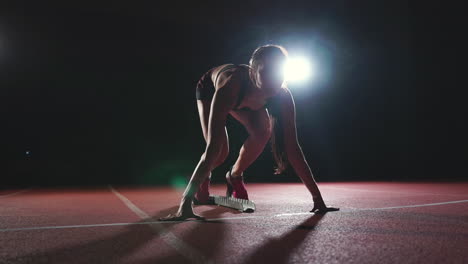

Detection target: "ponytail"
[268, 94, 289, 175]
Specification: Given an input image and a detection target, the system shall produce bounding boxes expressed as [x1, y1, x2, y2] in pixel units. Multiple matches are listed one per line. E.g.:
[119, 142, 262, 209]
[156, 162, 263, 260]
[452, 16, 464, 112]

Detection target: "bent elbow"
[203, 143, 222, 164]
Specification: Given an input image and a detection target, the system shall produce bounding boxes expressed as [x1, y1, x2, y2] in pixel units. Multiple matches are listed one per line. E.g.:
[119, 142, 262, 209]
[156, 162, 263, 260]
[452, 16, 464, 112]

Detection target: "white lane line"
[274, 212, 312, 217]
[0, 222, 146, 232]
[0, 214, 299, 233]
[356, 199, 468, 211]
[109, 186, 211, 264]
[0, 188, 32, 198]
[322, 186, 468, 197]
[2, 198, 468, 233]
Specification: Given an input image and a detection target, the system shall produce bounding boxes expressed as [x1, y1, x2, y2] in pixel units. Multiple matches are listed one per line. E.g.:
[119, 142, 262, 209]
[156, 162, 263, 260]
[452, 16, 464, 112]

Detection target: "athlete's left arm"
[278, 88, 339, 213]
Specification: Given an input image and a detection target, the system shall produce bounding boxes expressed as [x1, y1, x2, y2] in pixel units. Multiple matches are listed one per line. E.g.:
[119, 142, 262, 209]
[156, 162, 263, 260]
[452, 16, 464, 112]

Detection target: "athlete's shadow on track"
[243, 213, 325, 264]
[135, 205, 241, 264]
[4, 205, 233, 264]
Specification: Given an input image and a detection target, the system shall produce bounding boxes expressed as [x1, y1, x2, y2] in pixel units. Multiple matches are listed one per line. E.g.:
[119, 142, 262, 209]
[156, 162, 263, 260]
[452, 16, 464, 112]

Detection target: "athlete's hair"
[249, 44, 288, 72]
[250, 44, 289, 175]
[269, 108, 288, 175]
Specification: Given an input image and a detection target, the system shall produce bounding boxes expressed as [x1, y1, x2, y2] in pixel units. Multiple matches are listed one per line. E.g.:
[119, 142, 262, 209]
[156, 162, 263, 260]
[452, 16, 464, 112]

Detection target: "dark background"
[0, 1, 465, 186]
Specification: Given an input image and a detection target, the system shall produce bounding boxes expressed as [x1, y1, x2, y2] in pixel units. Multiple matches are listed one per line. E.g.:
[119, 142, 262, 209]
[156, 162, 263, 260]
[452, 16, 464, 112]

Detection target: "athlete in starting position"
[160, 44, 339, 221]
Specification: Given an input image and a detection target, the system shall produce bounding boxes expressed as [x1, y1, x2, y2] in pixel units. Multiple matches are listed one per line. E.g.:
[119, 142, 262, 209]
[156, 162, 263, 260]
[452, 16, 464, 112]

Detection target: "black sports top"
[213, 64, 251, 110]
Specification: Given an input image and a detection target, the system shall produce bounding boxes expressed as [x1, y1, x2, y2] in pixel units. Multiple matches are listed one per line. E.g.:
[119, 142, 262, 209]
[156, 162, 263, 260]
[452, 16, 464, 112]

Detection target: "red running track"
[0, 182, 467, 264]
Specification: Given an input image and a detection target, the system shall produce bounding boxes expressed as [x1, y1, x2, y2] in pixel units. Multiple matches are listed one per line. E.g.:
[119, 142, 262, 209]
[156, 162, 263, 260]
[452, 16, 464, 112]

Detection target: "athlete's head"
[249, 44, 288, 93]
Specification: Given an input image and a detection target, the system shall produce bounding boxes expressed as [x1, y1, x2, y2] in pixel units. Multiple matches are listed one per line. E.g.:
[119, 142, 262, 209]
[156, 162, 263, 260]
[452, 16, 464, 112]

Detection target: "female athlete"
[160, 44, 339, 221]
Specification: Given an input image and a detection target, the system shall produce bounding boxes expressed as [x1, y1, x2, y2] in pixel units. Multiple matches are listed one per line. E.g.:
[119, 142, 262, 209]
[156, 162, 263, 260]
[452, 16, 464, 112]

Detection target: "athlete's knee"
[201, 144, 223, 169]
[250, 126, 272, 145]
[215, 145, 229, 167]
[247, 118, 272, 140]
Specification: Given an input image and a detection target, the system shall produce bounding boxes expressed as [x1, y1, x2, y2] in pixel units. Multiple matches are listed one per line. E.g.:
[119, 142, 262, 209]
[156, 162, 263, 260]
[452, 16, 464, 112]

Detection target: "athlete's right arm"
[202, 71, 240, 168]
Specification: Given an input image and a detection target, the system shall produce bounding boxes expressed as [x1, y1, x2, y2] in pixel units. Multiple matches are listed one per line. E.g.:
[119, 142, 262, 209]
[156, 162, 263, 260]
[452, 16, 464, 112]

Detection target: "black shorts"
[195, 69, 215, 101]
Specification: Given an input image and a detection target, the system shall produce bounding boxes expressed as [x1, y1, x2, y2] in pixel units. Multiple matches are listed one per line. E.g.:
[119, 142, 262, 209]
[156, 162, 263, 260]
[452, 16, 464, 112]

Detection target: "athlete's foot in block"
[227, 171, 249, 200]
[230, 170, 242, 177]
[232, 186, 248, 200]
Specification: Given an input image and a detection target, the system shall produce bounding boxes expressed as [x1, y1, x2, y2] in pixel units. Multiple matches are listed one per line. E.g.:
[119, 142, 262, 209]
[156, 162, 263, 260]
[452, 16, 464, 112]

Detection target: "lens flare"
[284, 57, 314, 83]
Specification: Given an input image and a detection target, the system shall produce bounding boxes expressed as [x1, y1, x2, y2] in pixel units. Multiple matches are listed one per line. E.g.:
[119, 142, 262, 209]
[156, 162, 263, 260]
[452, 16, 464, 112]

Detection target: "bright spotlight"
[284, 57, 314, 83]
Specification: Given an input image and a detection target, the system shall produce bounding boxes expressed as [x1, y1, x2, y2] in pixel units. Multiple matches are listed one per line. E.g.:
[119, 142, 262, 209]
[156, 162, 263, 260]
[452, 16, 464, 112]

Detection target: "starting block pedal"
[210, 195, 256, 213]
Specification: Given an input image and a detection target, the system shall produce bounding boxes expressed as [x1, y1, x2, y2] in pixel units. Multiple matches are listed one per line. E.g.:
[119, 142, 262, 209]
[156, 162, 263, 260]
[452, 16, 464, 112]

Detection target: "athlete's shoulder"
[266, 86, 292, 114]
[280, 84, 292, 95]
[271, 85, 291, 101]
[213, 64, 243, 88]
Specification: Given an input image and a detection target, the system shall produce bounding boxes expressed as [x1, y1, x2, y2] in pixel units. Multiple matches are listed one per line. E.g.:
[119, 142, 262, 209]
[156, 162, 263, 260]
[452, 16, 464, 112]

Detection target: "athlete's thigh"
[197, 100, 229, 146]
[230, 108, 271, 137]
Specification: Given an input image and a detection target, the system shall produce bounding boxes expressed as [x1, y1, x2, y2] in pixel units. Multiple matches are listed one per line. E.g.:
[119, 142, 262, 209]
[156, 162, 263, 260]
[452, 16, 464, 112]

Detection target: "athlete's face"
[254, 57, 285, 94]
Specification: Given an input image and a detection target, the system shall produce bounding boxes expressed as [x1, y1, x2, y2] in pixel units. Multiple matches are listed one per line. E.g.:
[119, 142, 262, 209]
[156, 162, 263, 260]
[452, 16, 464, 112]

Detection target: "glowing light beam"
[284, 57, 314, 84]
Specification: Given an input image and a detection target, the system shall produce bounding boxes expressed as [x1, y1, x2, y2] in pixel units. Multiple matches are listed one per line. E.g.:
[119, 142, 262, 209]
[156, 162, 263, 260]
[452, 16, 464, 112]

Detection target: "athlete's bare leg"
[229, 108, 272, 177]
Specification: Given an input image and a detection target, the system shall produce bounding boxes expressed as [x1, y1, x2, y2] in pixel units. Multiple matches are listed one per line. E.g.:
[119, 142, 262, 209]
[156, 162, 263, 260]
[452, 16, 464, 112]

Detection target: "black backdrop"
[0, 1, 465, 186]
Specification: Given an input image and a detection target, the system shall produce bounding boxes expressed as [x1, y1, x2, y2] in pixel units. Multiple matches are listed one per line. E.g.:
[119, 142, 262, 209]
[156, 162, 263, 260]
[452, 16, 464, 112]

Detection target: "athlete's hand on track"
[158, 211, 205, 221]
[310, 201, 340, 214]
[158, 202, 205, 221]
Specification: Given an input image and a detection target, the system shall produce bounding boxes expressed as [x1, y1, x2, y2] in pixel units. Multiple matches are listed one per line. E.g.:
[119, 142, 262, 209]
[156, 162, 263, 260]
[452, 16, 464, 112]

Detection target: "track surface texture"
[1, 182, 467, 264]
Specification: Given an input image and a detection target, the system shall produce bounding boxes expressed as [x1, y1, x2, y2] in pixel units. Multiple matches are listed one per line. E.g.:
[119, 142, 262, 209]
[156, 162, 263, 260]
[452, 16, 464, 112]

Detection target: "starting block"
[211, 195, 256, 213]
